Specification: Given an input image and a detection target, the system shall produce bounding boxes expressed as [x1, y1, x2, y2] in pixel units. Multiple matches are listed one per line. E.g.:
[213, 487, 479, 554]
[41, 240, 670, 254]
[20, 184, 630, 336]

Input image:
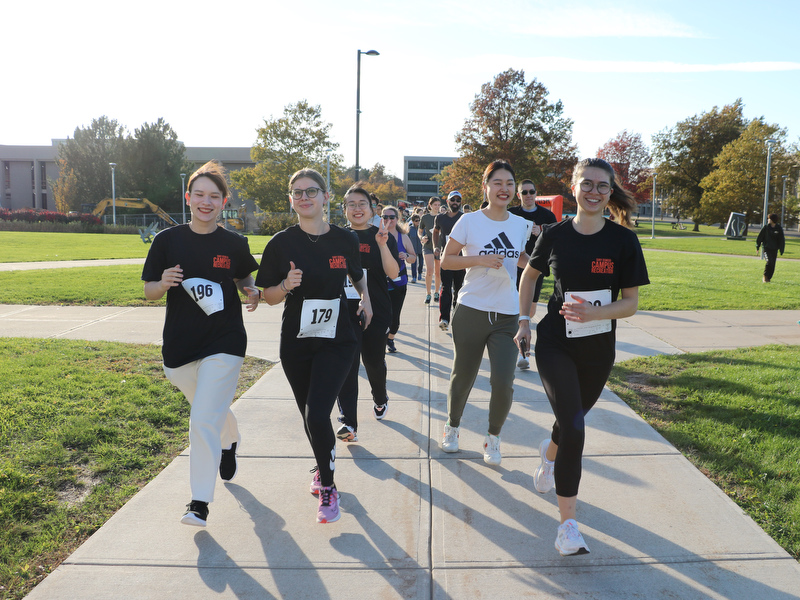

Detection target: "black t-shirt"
[255, 224, 363, 345]
[141, 225, 259, 369]
[529, 217, 649, 348]
[434, 211, 463, 250]
[346, 226, 397, 328]
[509, 204, 558, 255]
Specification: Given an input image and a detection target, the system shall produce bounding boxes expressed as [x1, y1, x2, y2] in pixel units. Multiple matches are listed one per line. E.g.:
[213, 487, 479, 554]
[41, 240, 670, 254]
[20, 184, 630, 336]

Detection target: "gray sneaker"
[534, 439, 555, 493]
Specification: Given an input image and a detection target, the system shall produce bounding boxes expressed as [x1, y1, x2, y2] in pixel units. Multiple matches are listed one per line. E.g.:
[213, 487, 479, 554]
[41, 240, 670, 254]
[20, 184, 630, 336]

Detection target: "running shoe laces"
[317, 486, 340, 523]
[555, 519, 590, 556]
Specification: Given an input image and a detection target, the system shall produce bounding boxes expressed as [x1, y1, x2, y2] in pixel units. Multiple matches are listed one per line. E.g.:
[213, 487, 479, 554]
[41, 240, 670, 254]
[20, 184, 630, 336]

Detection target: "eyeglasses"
[579, 180, 611, 194]
[520, 190, 536, 195]
[289, 187, 323, 200]
[382, 215, 397, 220]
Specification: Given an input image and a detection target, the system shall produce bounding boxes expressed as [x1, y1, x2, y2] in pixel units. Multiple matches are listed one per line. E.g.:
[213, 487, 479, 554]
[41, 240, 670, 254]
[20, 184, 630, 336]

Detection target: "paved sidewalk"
[3, 285, 799, 598]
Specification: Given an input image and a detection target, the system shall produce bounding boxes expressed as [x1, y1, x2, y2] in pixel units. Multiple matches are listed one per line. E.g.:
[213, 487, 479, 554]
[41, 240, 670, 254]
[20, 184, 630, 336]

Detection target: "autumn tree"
[231, 101, 343, 212]
[699, 119, 791, 229]
[56, 116, 128, 211]
[335, 163, 406, 205]
[597, 130, 651, 202]
[122, 118, 191, 213]
[439, 69, 574, 204]
[651, 100, 747, 230]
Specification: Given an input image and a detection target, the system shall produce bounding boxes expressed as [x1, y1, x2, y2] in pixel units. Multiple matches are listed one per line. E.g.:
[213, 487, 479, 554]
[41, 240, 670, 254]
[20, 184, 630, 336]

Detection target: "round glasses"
[579, 180, 611, 194]
[289, 187, 323, 200]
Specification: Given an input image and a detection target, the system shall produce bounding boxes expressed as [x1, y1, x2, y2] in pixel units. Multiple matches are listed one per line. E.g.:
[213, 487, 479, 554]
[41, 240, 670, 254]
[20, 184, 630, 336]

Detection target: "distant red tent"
[536, 195, 563, 221]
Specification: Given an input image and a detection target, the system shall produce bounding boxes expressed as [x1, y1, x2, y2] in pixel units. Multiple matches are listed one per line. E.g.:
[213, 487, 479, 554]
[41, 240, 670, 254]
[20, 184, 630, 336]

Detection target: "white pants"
[164, 353, 243, 503]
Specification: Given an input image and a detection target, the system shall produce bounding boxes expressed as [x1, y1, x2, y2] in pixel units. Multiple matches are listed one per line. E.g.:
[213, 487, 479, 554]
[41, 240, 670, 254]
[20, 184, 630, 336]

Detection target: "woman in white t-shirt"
[439, 160, 531, 466]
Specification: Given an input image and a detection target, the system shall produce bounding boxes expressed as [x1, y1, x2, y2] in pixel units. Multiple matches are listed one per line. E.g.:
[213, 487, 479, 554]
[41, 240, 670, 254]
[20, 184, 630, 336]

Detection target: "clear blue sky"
[4, 0, 798, 180]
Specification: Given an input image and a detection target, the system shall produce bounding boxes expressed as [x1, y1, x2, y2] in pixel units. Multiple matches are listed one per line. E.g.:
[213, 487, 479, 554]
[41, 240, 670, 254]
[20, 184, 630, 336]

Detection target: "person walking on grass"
[440, 160, 530, 466]
[336, 186, 399, 441]
[516, 158, 649, 556]
[142, 160, 260, 528]
[384, 205, 417, 354]
[756, 213, 785, 283]
[256, 168, 373, 524]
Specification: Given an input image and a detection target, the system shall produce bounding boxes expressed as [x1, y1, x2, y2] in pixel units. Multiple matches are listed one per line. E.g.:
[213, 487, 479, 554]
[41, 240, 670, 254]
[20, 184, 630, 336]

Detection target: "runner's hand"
[242, 286, 260, 312]
[284, 260, 302, 291]
[161, 265, 183, 290]
[375, 219, 389, 246]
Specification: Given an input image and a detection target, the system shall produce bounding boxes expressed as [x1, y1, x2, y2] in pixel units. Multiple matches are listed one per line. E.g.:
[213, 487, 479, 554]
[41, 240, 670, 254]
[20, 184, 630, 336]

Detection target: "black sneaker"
[387, 338, 397, 353]
[373, 401, 388, 420]
[181, 500, 209, 527]
[219, 442, 238, 481]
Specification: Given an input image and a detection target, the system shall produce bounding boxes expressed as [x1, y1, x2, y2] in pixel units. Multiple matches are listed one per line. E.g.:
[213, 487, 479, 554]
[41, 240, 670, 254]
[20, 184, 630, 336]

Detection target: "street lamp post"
[651, 173, 657, 239]
[762, 138, 778, 228]
[325, 153, 331, 223]
[355, 49, 379, 183]
[180, 173, 187, 224]
[109, 163, 117, 226]
[780, 175, 788, 229]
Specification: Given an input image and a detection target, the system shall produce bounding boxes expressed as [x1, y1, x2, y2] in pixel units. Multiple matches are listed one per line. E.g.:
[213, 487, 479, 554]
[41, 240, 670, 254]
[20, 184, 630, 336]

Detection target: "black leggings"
[438, 268, 465, 323]
[281, 339, 357, 488]
[388, 285, 407, 336]
[337, 317, 390, 430]
[535, 338, 614, 498]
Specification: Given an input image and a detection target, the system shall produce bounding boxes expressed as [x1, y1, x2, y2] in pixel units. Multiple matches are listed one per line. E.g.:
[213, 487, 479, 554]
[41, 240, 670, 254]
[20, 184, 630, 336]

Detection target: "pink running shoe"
[309, 466, 322, 495]
[317, 486, 340, 523]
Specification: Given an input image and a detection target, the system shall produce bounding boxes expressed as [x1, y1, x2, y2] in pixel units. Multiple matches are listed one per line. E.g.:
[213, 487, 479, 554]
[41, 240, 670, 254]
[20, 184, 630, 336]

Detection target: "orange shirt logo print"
[329, 256, 347, 270]
[591, 258, 614, 274]
[213, 255, 231, 269]
[359, 243, 371, 254]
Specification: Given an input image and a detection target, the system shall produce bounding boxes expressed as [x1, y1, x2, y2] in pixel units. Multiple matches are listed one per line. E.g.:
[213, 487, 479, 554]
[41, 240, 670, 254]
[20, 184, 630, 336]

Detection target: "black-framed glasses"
[382, 215, 397, 220]
[520, 189, 536, 195]
[289, 187, 323, 200]
[579, 180, 611, 194]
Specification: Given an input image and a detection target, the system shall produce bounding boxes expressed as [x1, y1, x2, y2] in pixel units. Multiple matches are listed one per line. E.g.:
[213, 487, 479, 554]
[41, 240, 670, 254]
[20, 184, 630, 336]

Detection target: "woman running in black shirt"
[336, 186, 399, 440]
[256, 169, 373, 524]
[516, 158, 649, 556]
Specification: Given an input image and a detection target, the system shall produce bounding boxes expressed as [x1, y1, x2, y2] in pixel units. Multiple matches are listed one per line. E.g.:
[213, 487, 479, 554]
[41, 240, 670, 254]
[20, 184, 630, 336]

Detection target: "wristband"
[518, 315, 531, 322]
[280, 280, 289, 293]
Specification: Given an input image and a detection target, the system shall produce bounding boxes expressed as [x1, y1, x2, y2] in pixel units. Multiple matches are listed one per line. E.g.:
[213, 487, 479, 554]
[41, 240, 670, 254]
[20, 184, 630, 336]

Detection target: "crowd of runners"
[143, 156, 649, 556]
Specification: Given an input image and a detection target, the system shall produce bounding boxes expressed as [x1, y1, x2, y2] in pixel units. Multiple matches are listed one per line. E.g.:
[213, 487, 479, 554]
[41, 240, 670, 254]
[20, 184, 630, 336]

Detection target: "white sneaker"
[441, 424, 460, 453]
[517, 354, 529, 369]
[555, 519, 590, 556]
[533, 439, 555, 493]
[483, 434, 502, 466]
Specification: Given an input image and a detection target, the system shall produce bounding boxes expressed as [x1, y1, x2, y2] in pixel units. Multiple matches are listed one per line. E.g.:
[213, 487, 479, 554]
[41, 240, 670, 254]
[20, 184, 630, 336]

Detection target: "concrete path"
[3, 282, 800, 598]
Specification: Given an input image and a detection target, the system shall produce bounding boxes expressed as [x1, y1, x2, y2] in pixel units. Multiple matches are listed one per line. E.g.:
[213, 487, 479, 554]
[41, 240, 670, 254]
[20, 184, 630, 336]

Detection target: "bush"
[0, 208, 103, 233]
[257, 212, 298, 235]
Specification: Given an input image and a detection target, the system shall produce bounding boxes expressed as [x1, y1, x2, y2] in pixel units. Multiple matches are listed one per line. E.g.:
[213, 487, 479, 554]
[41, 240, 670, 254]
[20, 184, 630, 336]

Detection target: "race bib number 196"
[298, 299, 340, 339]
[182, 278, 224, 316]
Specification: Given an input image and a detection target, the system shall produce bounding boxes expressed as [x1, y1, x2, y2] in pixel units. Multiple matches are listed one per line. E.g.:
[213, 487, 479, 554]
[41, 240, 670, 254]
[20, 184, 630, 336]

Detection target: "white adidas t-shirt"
[448, 210, 531, 315]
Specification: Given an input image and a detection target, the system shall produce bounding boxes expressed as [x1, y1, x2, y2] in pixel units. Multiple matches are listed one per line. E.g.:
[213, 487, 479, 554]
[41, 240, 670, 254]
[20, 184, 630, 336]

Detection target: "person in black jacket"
[756, 214, 785, 283]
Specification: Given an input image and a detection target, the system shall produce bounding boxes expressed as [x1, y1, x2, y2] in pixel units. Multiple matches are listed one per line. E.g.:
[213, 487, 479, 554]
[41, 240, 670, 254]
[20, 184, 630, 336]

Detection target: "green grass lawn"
[608, 345, 800, 560]
[0, 231, 271, 263]
[0, 338, 271, 600]
[1, 249, 797, 310]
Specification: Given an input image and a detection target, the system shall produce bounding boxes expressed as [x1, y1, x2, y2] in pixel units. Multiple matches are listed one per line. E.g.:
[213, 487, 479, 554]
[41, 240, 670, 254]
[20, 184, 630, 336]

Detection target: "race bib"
[564, 289, 612, 338]
[182, 278, 224, 316]
[344, 269, 367, 300]
[298, 299, 340, 339]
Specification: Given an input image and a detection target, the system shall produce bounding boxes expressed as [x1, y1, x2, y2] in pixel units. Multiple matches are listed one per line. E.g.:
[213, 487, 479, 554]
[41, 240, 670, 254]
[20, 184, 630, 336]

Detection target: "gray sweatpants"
[446, 304, 518, 436]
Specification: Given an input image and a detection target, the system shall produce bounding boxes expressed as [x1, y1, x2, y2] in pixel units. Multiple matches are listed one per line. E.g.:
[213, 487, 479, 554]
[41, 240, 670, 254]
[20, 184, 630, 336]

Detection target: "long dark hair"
[572, 158, 637, 228]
